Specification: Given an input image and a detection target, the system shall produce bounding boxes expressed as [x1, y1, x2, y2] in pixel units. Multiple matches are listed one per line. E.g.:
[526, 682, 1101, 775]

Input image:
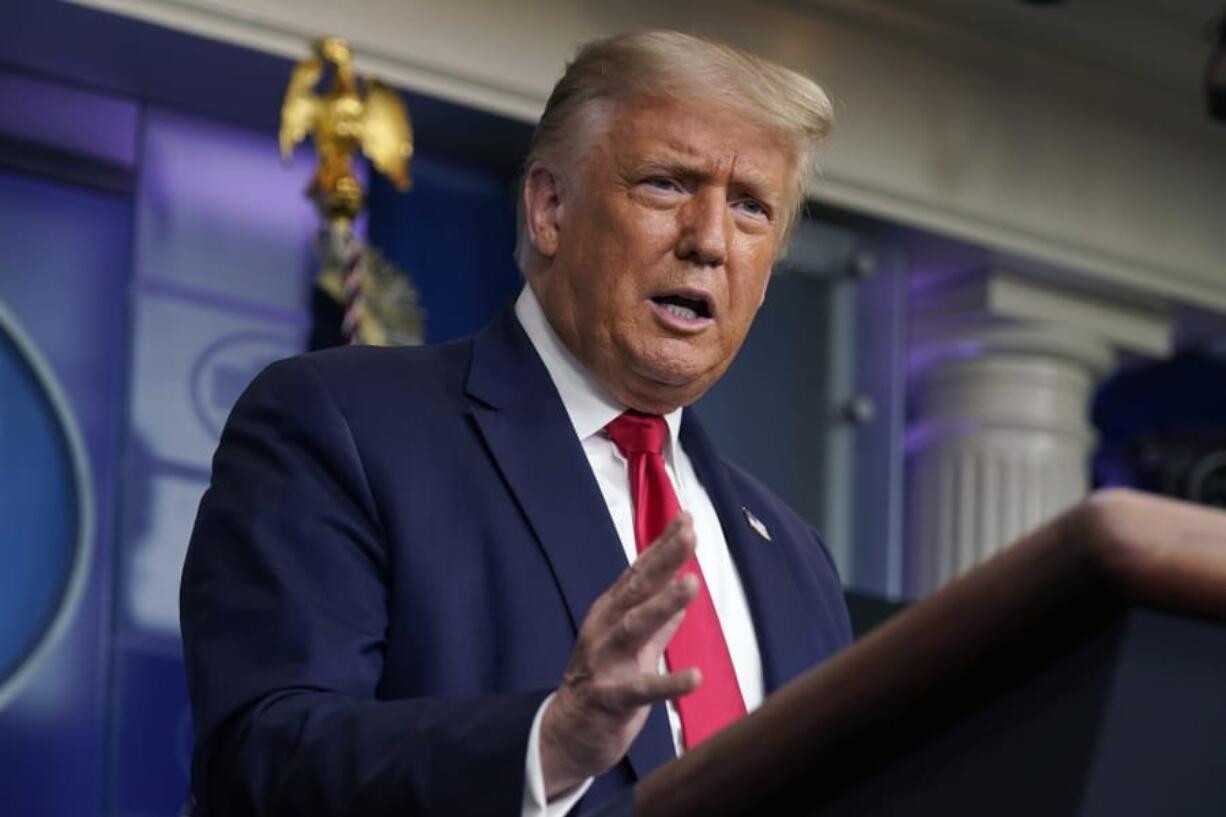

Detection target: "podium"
[634, 490, 1226, 816]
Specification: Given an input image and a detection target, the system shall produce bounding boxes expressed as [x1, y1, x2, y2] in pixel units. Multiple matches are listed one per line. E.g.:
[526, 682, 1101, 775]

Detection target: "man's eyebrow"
[731, 172, 780, 206]
[633, 155, 709, 180]
[630, 152, 782, 206]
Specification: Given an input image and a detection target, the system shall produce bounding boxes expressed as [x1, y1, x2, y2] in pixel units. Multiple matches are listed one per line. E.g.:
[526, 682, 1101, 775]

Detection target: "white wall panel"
[70, 0, 1226, 310]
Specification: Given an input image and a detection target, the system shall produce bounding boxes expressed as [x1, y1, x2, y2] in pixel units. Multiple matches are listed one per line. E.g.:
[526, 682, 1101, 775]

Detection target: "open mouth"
[650, 292, 713, 321]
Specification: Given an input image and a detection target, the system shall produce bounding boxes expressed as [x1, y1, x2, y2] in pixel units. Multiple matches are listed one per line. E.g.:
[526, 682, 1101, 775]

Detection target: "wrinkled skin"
[523, 96, 794, 414]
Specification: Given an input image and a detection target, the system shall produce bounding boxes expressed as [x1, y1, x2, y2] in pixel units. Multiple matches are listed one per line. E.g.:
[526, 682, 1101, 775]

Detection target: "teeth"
[663, 303, 699, 320]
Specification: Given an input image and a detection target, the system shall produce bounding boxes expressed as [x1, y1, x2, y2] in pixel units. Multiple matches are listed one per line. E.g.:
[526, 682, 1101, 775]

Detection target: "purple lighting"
[0, 70, 138, 168]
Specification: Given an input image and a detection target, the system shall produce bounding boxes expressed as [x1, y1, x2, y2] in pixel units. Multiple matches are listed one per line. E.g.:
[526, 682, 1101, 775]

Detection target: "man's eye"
[643, 177, 680, 192]
[737, 199, 769, 218]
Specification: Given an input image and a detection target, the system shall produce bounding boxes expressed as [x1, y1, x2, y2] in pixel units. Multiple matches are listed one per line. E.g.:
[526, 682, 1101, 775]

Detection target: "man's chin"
[618, 357, 718, 412]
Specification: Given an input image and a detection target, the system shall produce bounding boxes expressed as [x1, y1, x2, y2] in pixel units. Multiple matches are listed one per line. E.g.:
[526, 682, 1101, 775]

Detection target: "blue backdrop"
[0, 169, 131, 817]
[0, 74, 524, 814]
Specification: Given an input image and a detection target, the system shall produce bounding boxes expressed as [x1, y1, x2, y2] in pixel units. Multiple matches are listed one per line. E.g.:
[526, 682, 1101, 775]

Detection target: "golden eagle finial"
[279, 36, 414, 222]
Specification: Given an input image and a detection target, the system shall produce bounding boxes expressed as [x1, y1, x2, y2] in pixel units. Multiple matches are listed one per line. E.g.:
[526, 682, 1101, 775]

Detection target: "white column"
[904, 271, 1172, 598]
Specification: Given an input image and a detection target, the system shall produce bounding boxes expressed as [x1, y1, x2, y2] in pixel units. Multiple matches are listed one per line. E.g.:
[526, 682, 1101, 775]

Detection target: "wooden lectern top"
[634, 489, 1226, 817]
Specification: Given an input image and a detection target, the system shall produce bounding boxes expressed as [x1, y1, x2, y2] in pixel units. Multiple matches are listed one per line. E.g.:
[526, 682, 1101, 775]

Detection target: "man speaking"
[182, 30, 852, 817]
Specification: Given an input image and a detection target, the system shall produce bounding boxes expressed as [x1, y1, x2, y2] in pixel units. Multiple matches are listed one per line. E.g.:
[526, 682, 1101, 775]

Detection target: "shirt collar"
[515, 286, 684, 456]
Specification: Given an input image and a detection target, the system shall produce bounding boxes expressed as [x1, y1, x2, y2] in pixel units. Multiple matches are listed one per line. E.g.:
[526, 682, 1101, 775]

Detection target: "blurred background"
[0, 0, 1224, 814]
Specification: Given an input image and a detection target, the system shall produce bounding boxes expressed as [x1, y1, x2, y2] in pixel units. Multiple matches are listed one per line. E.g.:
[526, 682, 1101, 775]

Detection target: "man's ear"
[523, 162, 563, 259]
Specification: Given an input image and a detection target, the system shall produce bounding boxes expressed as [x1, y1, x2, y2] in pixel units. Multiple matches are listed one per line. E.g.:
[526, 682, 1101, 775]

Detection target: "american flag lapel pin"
[742, 506, 771, 541]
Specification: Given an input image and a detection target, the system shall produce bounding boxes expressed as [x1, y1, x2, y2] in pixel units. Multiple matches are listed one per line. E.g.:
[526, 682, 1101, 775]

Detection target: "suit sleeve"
[180, 356, 548, 817]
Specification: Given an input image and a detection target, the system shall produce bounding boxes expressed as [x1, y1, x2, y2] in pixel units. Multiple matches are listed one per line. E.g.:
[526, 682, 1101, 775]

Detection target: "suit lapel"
[680, 411, 824, 693]
[465, 307, 675, 778]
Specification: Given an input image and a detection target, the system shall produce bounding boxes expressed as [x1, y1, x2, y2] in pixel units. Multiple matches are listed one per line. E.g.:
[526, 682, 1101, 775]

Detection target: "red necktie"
[604, 411, 746, 749]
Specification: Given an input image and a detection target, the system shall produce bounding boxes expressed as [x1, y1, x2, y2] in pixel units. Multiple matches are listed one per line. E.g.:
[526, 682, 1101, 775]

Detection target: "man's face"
[526, 96, 793, 414]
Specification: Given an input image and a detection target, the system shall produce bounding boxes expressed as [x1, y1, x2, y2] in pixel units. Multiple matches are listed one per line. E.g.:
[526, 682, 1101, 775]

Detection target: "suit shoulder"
[262, 338, 473, 405]
[300, 338, 471, 382]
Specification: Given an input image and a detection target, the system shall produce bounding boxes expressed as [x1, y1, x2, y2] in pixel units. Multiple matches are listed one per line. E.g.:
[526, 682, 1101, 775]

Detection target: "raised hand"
[539, 512, 702, 797]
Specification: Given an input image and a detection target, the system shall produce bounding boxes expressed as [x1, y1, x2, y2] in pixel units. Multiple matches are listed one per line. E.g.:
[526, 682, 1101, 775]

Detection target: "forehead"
[596, 96, 795, 189]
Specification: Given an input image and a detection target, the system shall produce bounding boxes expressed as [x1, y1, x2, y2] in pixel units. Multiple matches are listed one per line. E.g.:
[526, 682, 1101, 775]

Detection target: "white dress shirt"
[515, 286, 764, 816]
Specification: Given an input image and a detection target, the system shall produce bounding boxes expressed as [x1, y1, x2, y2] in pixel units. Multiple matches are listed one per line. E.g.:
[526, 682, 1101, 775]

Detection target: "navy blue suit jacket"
[181, 305, 852, 816]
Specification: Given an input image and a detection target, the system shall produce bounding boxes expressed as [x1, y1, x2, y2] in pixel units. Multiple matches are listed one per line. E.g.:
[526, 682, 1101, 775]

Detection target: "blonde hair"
[516, 30, 834, 270]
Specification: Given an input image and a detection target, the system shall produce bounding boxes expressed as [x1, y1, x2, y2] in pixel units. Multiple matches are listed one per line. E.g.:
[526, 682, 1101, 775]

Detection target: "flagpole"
[280, 36, 423, 349]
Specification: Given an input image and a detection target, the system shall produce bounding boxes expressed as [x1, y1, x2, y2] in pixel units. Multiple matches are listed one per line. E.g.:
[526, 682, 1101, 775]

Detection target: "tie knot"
[605, 411, 668, 457]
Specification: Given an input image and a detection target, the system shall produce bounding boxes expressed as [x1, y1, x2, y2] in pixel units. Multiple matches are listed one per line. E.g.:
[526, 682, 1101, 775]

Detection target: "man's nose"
[676, 188, 728, 267]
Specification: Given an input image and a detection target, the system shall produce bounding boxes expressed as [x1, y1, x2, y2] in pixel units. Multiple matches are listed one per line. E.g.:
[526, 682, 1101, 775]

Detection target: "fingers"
[606, 573, 698, 656]
[602, 512, 697, 619]
[541, 514, 705, 788]
[600, 667, 703, 711]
